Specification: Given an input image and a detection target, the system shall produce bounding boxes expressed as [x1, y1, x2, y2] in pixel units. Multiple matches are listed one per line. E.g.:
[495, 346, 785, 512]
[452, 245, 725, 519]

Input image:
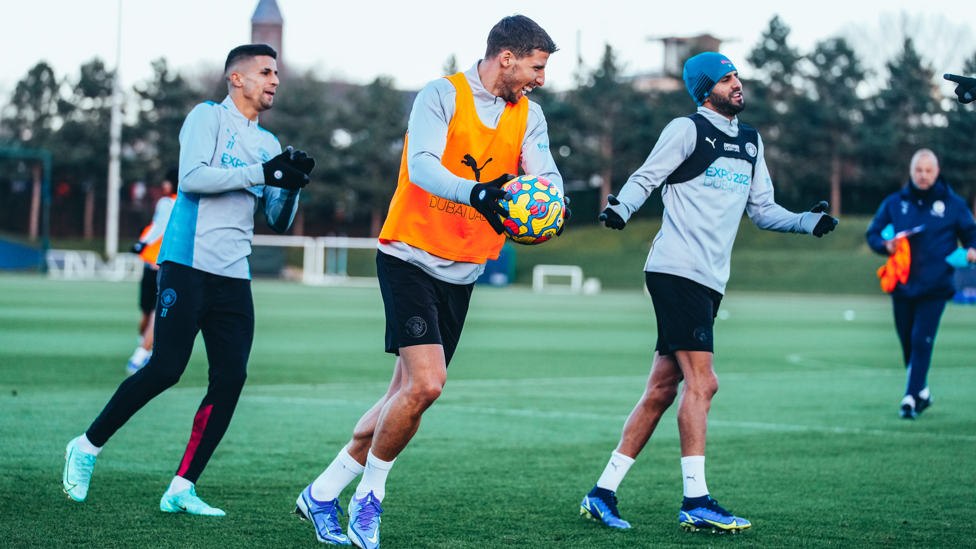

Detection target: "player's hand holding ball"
[263, 146, 313, 190]
[470, 174, 515, 235]
[599, 194, 627, 230]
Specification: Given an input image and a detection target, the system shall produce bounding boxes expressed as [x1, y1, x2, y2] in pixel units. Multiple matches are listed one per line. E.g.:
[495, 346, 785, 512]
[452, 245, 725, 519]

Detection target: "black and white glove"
[262, 146, 310, 190]
[807, 200, 838, 237]
[598, 194, 627, 230]
[469, 174, 514, 235]
[557, 196, 571, 236]
[945, 73, 976, 104]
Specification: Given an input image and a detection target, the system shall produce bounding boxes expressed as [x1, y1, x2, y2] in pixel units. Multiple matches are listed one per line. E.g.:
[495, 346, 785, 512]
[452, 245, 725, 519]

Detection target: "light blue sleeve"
[612, 118, 696, 221]
[178, 103, 265, 194]
[405, 80, 478, 205]
[140, 197, 174, 243]
[259, 139, 298, 233]
[521, 103, 563, 193]
[745, 136, 811, 233]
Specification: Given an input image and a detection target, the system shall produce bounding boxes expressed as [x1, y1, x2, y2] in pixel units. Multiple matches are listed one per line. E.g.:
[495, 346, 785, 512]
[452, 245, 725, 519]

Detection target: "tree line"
[2, 16, 975, 241]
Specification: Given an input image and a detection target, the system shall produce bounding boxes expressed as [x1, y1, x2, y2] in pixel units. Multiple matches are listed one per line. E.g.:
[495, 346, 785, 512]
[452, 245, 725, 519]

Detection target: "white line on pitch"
[242, 396, 976, 442]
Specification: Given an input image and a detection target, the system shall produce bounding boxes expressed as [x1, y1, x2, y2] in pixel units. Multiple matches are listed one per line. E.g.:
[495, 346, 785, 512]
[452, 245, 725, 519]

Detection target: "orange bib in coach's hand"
[379, 72, 529, 264]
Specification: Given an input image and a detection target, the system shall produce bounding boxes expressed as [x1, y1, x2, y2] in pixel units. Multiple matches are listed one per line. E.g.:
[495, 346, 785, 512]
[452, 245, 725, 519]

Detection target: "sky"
[2, 0, 975, 99]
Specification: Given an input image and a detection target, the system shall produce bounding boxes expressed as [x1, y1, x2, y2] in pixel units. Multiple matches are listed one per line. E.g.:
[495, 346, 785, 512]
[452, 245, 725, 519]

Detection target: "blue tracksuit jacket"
[866, 178, 976, 298]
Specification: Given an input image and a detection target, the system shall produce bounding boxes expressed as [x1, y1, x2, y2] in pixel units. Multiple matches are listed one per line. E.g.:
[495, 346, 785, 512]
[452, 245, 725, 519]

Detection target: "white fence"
[46, 250, 143, 281]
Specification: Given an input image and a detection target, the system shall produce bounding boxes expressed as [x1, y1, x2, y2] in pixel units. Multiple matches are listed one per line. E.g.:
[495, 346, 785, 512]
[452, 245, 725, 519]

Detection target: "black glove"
[130, 242, 145, 254]
[598, 194, 626, 230]
[469, 174, 514, 235]
[810, 201, 838, 237]
[263, 147, 309, 190]
[556, 196, 571, 236]
[945, 73, 976, 104]
[288, 149, 316, 176]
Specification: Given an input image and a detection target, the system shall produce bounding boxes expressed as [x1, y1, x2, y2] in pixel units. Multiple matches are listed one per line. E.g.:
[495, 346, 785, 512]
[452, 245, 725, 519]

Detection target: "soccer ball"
[497, 175, 565, 245]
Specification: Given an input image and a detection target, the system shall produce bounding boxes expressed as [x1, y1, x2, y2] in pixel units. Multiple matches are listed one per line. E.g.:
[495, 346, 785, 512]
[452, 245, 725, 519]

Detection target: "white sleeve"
[612, 118, 696, 221]
[141, 198, 174, 243]
[177, 104, 265, 194]
[745, 136, 811, 233]
[404, 80, 477, 205]
[520, 103, 563, 193]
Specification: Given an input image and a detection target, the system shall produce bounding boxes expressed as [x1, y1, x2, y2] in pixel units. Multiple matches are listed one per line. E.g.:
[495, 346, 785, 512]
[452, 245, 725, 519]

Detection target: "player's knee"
[647, 383, 678, 407]
[406, 380, 442, 406]
[688, 374, 718, 399]
[225, 368, 248, 390]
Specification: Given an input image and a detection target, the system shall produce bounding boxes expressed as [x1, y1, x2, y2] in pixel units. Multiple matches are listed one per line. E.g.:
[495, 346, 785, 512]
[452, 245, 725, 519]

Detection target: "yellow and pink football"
[497, 175, 564, 245]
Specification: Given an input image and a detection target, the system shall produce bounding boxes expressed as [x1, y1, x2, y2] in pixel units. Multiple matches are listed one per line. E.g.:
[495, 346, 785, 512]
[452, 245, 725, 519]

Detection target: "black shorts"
[376, 251, 474, 367]
[645, 272, 723, 355]
[139, 264, 160, 313]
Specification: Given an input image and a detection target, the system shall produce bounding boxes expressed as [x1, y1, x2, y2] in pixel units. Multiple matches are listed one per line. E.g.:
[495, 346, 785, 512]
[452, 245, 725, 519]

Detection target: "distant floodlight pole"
[105, 0, 123, 260]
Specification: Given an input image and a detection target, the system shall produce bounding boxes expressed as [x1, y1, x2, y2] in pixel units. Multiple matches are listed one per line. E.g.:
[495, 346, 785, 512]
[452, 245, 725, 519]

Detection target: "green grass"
[2, 274, 975, 548]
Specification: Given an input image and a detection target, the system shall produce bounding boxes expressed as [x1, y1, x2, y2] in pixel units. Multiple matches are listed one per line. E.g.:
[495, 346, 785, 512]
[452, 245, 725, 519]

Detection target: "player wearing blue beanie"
[584, 52, 840, 536]
[683, 52, 737, 106]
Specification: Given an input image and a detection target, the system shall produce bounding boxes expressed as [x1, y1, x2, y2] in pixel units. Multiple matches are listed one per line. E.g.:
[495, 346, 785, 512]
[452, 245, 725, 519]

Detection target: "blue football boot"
[294, 484, 351, 545]
[679, 495, 751, 533]
[347, 491, 383, 549]
[580, 485, 631, 529]
[63, 436, 97, 502]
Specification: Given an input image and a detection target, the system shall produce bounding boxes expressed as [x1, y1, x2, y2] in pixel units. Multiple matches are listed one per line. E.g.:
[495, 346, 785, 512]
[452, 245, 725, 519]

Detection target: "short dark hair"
[485, 15, 558, 60]
[224, 44, 278, 75]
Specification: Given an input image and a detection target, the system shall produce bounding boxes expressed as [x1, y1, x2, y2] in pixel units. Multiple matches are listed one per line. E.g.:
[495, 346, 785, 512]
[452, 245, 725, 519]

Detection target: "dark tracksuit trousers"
[87, 262, 254, 483]
[892, 296, 946, 399]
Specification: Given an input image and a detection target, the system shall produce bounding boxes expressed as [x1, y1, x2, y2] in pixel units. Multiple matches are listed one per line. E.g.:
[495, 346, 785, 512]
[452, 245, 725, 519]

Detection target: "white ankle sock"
[681, 456, 708, 498]
[354, 451, 395, 502]
[166, 476, 193, 496]
[129, 346, 151, 365]
[77, 433, 102, 456]
[311, 448, 365, 501]
[596, 451, 635, 492]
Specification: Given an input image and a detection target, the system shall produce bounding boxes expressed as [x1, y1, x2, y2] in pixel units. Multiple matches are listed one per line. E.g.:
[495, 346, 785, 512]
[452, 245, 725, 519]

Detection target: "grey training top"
[159, 96, 300, 279]
[378, 61, 563, 284]
[608, 106, 824, 294]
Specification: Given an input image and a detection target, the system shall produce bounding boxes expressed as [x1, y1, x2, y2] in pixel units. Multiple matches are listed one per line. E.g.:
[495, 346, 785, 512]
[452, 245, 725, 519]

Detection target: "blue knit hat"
[683, 52, 737, 106]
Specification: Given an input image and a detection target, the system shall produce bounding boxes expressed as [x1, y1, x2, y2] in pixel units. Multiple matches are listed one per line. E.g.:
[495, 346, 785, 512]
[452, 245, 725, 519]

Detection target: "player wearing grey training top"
[378, 59, 563, 284]
[62, 44, 316, 517]
[294, 16, 564, 548]
[579, 53, 838, 534]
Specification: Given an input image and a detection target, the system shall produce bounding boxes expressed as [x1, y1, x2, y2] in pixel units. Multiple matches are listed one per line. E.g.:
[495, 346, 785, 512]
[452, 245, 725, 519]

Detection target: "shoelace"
[600, 492, 623, 518]
[355, 497, 383, 529]
[704, 498, 732, 517]
[326, 501, 345, 534]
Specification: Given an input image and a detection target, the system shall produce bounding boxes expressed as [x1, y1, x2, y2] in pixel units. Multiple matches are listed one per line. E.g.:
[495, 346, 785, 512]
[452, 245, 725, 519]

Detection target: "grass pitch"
[1, 274, 975, 548]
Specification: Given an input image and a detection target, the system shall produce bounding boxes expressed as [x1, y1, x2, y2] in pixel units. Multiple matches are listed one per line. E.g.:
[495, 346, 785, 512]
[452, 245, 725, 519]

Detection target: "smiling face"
[494, 49, 550, 105]
[228, 55, 279, 120]
[704, 71, 745, 118]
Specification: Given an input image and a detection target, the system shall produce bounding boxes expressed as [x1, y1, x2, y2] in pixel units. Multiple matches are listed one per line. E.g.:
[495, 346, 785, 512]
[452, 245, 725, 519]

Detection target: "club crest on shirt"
[931, 200, 945, 217]
[258, 148, 272, 162]
[745, 143, 757, 157]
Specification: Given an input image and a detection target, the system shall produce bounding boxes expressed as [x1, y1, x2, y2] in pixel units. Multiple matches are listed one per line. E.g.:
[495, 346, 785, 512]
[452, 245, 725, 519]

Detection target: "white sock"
[129, 346, 151, 365]
[596, 451, 635, 492]
[165, 475, 193, 495]
[920, 386, 931, 400]
[77, 433, 102, 456]
[354, 451, 395, 502]
[311, 448, 365, 501]
[681, 456, 708, 498]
